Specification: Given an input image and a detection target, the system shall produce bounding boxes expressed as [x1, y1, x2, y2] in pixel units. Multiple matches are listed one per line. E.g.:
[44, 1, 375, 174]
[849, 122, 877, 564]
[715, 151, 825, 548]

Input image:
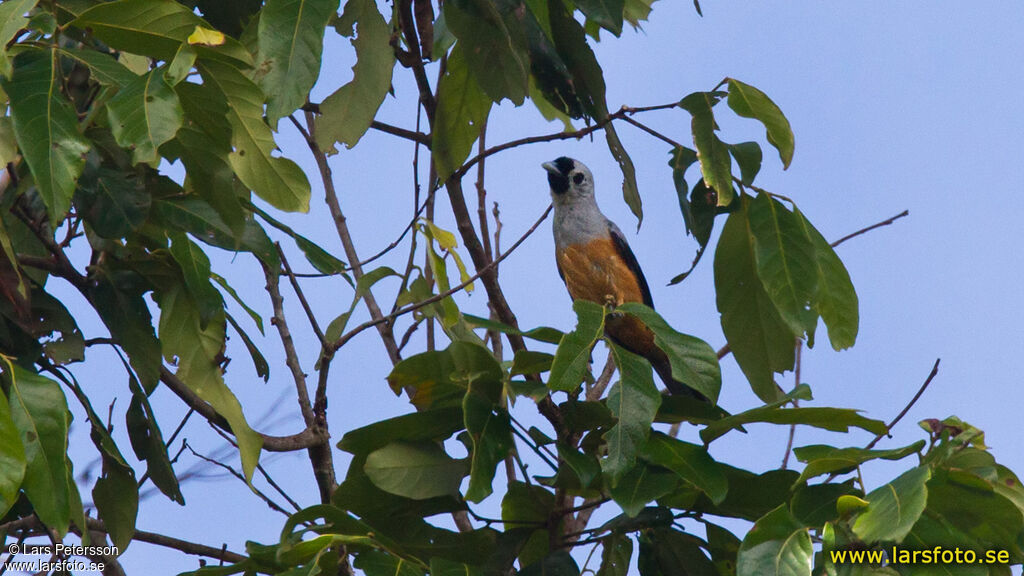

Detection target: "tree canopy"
[0, 1, 1020, 575]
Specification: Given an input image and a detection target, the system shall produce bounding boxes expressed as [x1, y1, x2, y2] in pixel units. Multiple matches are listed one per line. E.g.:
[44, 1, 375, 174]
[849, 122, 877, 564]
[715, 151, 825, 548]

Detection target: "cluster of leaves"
[189, 339, 1024, 576]
[0, 0, 1019, 576]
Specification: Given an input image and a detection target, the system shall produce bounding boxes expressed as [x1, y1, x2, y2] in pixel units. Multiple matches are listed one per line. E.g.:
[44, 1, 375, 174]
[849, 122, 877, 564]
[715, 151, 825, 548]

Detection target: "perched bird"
[543, 156, 700, 398]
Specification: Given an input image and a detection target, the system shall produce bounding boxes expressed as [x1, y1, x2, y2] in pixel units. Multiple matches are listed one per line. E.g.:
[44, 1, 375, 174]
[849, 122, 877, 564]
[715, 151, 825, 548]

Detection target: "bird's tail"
[649, 352, 709, 402]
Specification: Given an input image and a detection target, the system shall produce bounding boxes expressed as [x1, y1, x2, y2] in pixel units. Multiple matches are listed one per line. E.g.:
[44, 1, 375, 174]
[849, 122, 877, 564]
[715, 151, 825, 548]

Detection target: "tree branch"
[0, 516, 247, 565]
[298, 111, 402, 365]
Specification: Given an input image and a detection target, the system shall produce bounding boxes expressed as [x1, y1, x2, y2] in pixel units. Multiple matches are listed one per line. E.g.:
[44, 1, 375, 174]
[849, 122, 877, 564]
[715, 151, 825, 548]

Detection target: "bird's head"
[542, 157, 594, 201]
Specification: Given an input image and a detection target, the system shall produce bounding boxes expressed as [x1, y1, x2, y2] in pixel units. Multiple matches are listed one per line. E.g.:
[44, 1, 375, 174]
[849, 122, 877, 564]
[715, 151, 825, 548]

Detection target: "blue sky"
[42, 2, 1024, 574]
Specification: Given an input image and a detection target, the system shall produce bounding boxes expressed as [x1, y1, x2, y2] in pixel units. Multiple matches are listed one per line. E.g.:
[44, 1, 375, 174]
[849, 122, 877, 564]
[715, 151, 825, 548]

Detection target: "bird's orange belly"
[556, 238, 646, 306]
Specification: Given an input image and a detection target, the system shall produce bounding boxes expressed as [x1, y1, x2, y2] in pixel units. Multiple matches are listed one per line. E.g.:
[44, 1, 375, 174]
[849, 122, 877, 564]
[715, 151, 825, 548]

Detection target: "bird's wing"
[606, 219, 654, 308]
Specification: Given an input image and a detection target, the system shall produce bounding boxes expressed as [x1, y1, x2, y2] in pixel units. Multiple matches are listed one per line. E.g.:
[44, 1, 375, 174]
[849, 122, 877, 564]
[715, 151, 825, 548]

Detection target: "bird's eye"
[572, 173, 585, 185]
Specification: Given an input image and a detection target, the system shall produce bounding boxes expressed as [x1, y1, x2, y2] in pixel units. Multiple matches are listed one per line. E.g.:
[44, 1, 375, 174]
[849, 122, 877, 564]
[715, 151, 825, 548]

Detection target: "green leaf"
[124, 367, 183, 503]
[548, 300, 605, 392]
[669, 146, 711, 241]
[89, 267, 162, 392]
[170, 81, 247, 240]
[597, 533, 632, 576]
[790, 482, 857, 527]
[0, 385, 27, 519]
[793, 208, 859, 350]
[637, 528, 716, 576]
[714, 198, 795, 402]
[255, 0, 338, 127]
[602, 345, 661, 485]
[63, 373, 138, 550]
[605, 123, 643, 225]
[623, 0, 656, 28]
[726, 78, 795, 169]
[461, 343, 513, 502]
[792, 441, 925, 484]
[852, 466, 930, 543]
[165, 43, 197, 85]
[700, 395, 886, 444]
[836, 494, 869, 515]
[642, 432, 727, 505]
[736, 505, 812, 576]
[519, 551, 580, 576]
[0, 117, 16, 168]
[388, 349, 464, 410]
[432, 45, 492, 182]
[705, 522, 741, 576]
[72, 0, 206, 60]
[364, 441, 467, 500]
[576, 0, 625, 36]
[211, 273, 264, 334]
[678, 91, 732, 206]
[553, 444, 601, 490]
[0, 0, 40, 78]
[502, 482, 555, 565]
[315, 0, 395, 150]
[608, 463, 677, 518]
[430, 557, 481, 576]
[679, 467, 798, 522]
[55, 47, 137, 87]
[356, 550, 426, 576]
[511, 350, 555, 376]
[444, 0, 530, 105]
[74, 167, 151, 238]
[224, 312, 269, 382]
[338, 406, 465, 454]
[616, 303, 721, 403]
[199, 60, 311, 213]
[157, 283, 262, 481]
[4, 366, 74, 535]
[729, 141, 762, 186]
[547, 0, 608, 120]
[747, 193, 819, 338]
[106, 67, 184, 165]
[2, 50, 91, 223]
[523, 7, 584, 121]
[324, 265, 398, 343]
[151, 196, 279, 269]
[169, 231, 224, 329]
[92, 460, 138, 552]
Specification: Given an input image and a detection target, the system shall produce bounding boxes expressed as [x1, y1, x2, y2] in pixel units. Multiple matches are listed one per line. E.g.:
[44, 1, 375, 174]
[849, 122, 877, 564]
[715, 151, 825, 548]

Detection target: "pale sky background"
[33, 2, 1024, 575]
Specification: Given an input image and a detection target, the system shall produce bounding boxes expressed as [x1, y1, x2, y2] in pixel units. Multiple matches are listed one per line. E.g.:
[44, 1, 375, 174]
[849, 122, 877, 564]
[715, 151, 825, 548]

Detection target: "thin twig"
[619, 115, 684, 149]
[781, 340, 802, 469]
[831, 210, 910, 248]
[263, 261, 316, 427]
[276, 244, 327, 346]
[586, 353, 617, 402]
[184, 441, 290, 517]
[864, 358, 940, 450]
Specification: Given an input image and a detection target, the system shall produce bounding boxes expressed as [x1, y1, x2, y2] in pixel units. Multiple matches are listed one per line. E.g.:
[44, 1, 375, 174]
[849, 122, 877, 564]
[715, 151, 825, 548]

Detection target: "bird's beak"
[542, 162, 560, 175]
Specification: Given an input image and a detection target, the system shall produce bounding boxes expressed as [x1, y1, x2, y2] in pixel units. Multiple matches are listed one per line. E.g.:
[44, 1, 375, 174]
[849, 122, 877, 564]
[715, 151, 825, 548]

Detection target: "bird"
[543, 156, 702, 398]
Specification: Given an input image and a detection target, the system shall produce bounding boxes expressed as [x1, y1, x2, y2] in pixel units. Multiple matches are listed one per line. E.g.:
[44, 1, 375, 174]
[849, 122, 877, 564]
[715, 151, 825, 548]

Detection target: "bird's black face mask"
[547, 156, 574, 194]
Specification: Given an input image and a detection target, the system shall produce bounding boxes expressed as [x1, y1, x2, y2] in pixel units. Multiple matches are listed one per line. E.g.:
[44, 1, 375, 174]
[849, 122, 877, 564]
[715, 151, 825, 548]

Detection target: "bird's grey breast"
[552, 197, 610, 250]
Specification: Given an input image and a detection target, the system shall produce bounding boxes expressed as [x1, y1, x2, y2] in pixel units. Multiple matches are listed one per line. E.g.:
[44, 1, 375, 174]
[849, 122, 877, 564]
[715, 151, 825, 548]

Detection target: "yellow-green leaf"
[157, 284, 262, 481]
[199, 60, 311, 213]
